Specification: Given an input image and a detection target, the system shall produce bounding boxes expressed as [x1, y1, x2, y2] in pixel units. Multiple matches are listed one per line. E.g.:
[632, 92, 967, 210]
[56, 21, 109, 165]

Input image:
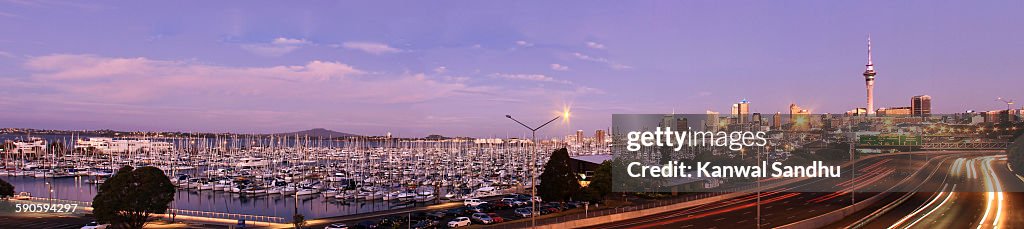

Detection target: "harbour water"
[5, 175, 449, 219]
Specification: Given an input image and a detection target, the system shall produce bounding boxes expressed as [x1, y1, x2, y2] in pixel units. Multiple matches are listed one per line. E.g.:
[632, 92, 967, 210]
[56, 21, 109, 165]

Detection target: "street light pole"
[997, 97, 1015, 111]
[506, 114, 560, 229]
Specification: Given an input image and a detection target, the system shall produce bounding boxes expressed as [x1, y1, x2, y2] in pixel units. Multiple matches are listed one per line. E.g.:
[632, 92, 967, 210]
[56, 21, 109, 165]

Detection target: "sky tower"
[863, 35, 876, 115]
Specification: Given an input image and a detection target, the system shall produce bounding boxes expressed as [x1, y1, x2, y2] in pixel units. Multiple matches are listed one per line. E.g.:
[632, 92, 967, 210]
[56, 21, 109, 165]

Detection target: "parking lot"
[310, 194, 588, 229]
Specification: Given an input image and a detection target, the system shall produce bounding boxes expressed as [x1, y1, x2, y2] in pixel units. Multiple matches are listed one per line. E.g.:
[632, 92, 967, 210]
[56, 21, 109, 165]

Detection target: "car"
[470, 213, 494, 224]
[512, 200, 528, 207]
[565, 201, 585, 209]
[426, 211, 446, 220]
[324, 223, 349, 229]
[466, 206, 484, 213]
[487, 213, 505, 223]
[355, 220, 379, 229]
[445, 207, 465, 216]
[14, 191, 32, 200]
[380, 216, 407, 226]
[463, 198, 486, 207]
[493, 201, 513, 209]
[410, 220, 439, 229]
[80, 222, 109, 229]
[477, 203, 494, 211]
[500, 197, 516, 203]
[546, 206, 561, 213]
[514, 208, 533, 218]
[447, 217, 471, 228]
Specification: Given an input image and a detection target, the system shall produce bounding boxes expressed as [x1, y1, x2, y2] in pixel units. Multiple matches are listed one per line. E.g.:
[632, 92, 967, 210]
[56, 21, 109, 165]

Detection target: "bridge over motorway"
[920, 142, 1009, 150]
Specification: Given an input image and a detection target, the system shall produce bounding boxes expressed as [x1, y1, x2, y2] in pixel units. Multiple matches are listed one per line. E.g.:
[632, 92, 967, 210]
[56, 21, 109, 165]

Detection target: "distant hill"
[278, 128, 359, 138]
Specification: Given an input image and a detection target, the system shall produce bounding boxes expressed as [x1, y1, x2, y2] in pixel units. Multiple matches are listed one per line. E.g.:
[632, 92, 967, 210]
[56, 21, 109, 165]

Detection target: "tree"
[588, 160, 613, 200]
[0, 178, 14, 199]
[1009, 134, 1024, 175]
[536, 148, 580, 202]
[93, 166, 176, 229]
[293, 213, 306, 229]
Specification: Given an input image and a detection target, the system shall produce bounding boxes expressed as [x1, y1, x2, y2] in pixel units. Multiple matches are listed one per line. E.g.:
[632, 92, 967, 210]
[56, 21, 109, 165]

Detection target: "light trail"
[888, 184, 949, 229]
[976, 156, 1004, 229]
[905, 184, 956, 228]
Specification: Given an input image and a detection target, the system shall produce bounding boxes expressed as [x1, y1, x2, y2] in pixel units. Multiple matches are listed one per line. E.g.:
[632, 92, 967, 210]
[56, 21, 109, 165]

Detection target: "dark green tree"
[92, 166, 176, 229]
[589, 160, 613, 200]
[536, 148, 580, 202]
[292, 213, 306, 229]
[0, 178, 14, 199]
[1009, 134, 1024, 175]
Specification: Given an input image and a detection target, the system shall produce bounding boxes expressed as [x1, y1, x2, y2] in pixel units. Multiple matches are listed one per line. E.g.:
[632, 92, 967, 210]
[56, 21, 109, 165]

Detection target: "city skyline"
[1, 1, 1022, 137]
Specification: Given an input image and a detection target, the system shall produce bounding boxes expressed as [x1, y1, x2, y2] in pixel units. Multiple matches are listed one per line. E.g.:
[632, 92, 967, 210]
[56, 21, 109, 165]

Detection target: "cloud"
[341, 42, 401, 55]
[0, 51, 14, 58]
[573, 52, 632, 70]
[0, 12, 19, 18]
[491, 73, 571, 84]
[240, 37, 310, 57]
[20, 54, 480, 104]
[549, 64, 569, 71]
[586, 41, 605, 49]
[272, 37, 310, 45]
[515, 40, 534, 47]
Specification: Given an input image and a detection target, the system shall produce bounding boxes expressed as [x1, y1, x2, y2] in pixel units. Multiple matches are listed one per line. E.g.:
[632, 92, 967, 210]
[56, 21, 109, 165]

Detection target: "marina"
[1, 133, 609, 220]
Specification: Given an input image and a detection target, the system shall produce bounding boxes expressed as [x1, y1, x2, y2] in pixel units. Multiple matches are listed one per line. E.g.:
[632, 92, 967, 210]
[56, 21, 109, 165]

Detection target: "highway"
[590, 151, 1001, 229]
[843, 154, 1024, 229]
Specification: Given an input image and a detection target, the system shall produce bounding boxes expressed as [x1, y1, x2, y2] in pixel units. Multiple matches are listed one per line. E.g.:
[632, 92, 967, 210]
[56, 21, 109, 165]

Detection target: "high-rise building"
[676, 117, 689, 131]
[912, 95, 931, 117]
[732, 99, 750, 123]
[789, 104, 810, 120]
[595, 129, 607, 144]
[575, 130, 584, 143]
[772, 112, 782, 129]
[790, 104, 811, 130]
[705, 110, 720, 131]
[751, 113, 762, 126]
[863, 36, 877, 115]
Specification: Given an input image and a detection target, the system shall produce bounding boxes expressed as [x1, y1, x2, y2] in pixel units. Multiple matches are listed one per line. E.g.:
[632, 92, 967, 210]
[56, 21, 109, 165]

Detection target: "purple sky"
[1, 1, 1022, 138]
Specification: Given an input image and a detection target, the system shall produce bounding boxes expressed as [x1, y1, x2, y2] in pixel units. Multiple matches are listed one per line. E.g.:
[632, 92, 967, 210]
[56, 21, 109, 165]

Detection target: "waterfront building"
[74, 137, 174, 154]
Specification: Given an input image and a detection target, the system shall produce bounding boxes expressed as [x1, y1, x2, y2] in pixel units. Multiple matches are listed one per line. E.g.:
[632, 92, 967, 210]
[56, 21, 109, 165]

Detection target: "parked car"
[514, 207, 534, 218]
[426, 211, 446, 220]
[493, 201, 513, 209]
[80, 222, 109, 229]
[464, 198, 486, 207]
[380, 215, 407, 226]
[470, 213, 494, 224]
[446, 207, 468, 216]
[324, 223, 349, 229]
[477, 202, 495, 211]
[487, 213, 505, 223]
[447, 217, 471, 228]
[512, 200, 528, 207]
[466, 206, 484, 213]
[355, 220, 379, 229]
[410, 220, 438, 229]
